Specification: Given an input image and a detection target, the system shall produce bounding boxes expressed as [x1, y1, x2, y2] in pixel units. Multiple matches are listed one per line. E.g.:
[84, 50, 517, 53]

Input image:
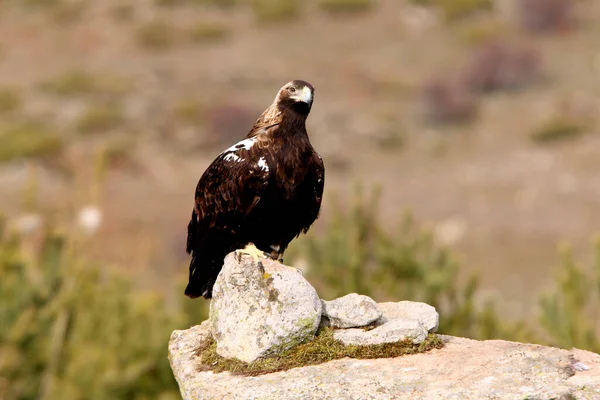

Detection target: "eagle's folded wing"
[186, 144, 270, 254]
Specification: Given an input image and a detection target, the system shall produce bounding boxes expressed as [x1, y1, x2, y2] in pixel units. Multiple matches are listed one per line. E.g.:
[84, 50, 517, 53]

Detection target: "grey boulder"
[209, 252, 322, 363]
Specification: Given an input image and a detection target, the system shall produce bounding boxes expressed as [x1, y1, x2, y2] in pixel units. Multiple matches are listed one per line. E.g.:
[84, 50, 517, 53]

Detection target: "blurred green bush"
[1, 187, 599, 399]
[0, 220, 206, 400]
[285, 187, 532, 341]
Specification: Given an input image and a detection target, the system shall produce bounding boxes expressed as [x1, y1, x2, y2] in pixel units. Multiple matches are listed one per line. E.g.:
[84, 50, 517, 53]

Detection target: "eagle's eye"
[288, 87, 297, 93]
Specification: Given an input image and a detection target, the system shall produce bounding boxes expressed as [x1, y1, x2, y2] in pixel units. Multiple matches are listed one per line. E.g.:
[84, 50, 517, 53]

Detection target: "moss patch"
[196, 327, 443, 376]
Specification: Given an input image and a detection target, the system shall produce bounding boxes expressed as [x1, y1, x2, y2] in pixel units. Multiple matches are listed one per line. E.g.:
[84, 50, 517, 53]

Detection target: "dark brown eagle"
[185, 80, 324, 299]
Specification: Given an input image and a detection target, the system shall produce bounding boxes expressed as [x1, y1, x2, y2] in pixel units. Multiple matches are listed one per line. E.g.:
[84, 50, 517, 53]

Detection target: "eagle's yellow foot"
[235, 243, 268, 263]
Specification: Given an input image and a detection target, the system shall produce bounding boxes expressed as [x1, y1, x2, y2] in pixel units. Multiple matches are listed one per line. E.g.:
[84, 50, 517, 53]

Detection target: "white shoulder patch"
[224, 153, 243, 162]
[257, 157, 269, 172]
[221, 138, 256, 154]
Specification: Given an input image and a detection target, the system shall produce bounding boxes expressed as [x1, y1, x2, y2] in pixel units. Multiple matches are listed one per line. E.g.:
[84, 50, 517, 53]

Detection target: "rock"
[378, 301, 439, 332]
[334, 319, 427, 346]
[168, 322, 212, 400]
[333, 300, 439, 346]
[209, 252, 322, 363]
[320, 293, 382, 328]
[169, 326, 600, 400]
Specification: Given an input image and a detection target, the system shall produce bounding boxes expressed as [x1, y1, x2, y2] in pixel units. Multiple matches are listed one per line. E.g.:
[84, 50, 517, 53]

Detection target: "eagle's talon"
[235, 243, 267, 264]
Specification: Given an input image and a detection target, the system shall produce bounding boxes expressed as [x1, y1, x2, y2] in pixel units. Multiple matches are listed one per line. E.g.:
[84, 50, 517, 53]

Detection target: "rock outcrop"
[333, 300, 439, 346]
[209, 252, 321, 363]
[169, 326, 600, 400]
[169, 254, 600, 399]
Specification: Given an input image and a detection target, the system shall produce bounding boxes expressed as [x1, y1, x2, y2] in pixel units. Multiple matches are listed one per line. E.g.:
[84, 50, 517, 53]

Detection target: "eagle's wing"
[186, 136, 270, 254]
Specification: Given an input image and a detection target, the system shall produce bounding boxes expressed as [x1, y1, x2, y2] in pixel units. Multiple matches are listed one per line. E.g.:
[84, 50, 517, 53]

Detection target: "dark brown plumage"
[185, 80, 324, 299]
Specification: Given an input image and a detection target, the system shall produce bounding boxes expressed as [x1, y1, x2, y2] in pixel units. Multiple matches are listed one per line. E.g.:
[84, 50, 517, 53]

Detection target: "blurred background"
[1, 0, 599, 398]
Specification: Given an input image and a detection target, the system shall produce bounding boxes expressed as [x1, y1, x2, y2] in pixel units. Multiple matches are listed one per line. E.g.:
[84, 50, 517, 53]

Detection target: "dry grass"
[196, 327, 443, 376]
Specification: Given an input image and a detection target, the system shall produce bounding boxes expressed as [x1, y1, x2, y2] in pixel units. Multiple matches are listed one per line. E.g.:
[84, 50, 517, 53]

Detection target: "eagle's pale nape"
[185, 80, 324, 299]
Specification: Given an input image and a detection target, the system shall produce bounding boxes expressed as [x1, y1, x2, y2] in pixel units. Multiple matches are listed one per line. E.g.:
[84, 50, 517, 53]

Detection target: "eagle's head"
[275, 80, 315, 117]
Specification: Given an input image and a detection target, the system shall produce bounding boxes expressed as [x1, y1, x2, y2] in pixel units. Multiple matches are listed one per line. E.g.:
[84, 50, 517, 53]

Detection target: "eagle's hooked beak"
[292, 86, 313, 106]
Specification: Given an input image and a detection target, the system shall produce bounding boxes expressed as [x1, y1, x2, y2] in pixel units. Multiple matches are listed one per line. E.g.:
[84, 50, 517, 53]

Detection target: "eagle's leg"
[235, 243, 269, 263]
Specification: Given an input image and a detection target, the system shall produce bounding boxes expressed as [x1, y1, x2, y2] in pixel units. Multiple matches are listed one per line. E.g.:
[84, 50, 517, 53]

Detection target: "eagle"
[185, 80, 325, 299]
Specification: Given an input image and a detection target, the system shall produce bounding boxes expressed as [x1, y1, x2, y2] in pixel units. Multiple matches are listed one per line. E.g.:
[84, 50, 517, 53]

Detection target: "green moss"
[318, 0, 372, 15]
[0, 123, 63, 161]
[530, 118, 586, 144]
[196, 327, 443, 376]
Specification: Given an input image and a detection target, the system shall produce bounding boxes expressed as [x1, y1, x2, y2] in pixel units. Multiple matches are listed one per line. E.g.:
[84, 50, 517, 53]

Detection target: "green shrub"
[318, 0, 372, 15]
[0, 223, 204, 400]
[0, 123, 63, 162]
[285, 186, 525, 339]
[0, 227, 176, 400]
[251, 0, 300, 23]
[538, 241, 600, 353]
[530, 117, 586, 144]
